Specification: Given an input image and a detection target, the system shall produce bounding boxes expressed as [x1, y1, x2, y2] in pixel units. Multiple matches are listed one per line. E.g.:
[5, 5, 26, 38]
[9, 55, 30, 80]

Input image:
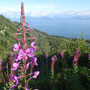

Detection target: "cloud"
[0, 6, 20, 13]
[0, 6, 21, 18]
[25, 10, 90, 18]
[0, 12, 20, 19]
[0, 4, 56, 18]
[30, 10, 60, 17]
[0, 4, 54, 13]
[1, 6, 90, 19]
[0, 10, 61, 19]
[65, 10, 90, 16]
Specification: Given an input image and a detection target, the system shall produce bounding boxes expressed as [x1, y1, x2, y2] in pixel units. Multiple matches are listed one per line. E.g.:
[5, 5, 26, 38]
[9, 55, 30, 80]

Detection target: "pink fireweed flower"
[14, 38, 22, 41]
[51, 55, 57, 61]
[45, 52, 48, 59]
[27, 37, 35, 40]
[17, 46, 36, 60]
[27, 71, 39, 80]
[88, 54, 90, 60]
[21, 2, 24, 16]
[12, 62, 21, 71]
[32, 71, 40, 79]
[76, 47, 80, 53]
[13, 42, 21, 52]
[30, 41, 37, 52]
[73, 47, 80, 65]
[11, 75, 19, 90]
[10, 75, 23, 90]
[26, 62, 31, 70]
[26, 88, 29, 90]
[29, 28, 33, 30]
[31, 41, 36, 47]
[26, 28, 33, 33]
[11, 84, 17, 90]
[30, 57, 38, 72]
[26, 71, 40, 88]
[51, 55, 57, 71]
[32, 75, 38, 79]
[30, 57, 38, 66]
[14, 33, 22, 35]
[14, 53, 19, 61]
[17, 49, 28, 60]
[33, 71, 40, 76]
[17, 28, 22, 31]
[60, 51, 64, 58]
[14, 38, 19, 40]
[26, 47, 36, 57]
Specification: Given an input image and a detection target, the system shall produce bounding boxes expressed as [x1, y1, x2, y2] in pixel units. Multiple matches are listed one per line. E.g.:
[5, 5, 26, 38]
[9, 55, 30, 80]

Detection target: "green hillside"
[0, 15, 90, 90]
[0, 15, 68, 60]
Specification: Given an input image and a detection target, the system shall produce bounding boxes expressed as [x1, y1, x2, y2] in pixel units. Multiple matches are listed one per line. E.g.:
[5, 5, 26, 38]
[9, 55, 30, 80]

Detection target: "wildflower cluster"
[88, 54, 90, 60]
[51, 55, 57, 74]
[0, 59, 2, 82]
[73, 47, 80, 65]
[10, 2, 39, 90]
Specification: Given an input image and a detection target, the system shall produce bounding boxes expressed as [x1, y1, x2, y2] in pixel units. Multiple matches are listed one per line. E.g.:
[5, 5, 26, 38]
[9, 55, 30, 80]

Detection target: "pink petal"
[13, 63, 18, 67]
[31, 41, 35, 47]
[17, 29, 21, 31]
[32, 75, 37, 79]
[33, 71, 40, 76]
[14, 38, 19, 40]
[26, 48, 30, 53]
[27, 37, 35, 40]
[14, 44, 19, 48]
[29, 28, 33, 30]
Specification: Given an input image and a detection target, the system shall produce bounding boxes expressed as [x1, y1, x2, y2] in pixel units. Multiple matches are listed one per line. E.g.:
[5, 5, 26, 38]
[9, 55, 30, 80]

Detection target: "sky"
[0, 0, 90, 18]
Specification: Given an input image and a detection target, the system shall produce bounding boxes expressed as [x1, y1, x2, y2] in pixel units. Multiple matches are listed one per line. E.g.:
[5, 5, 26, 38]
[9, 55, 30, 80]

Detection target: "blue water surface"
[26, 18, 90, 40]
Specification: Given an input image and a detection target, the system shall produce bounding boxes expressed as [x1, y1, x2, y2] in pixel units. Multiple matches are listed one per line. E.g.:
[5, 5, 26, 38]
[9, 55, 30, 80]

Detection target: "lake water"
[26, 18, 90, 40]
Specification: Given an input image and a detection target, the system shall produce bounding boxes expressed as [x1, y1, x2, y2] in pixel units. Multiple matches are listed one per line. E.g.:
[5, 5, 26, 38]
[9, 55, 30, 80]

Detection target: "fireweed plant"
[0, 59, 2, 82]
[73, 47, 80, 74]
[73, 47, 80, 66]
[10, 2, 39, 90]
[88, 54, 90, 60]
[51, 55, 57, 78]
